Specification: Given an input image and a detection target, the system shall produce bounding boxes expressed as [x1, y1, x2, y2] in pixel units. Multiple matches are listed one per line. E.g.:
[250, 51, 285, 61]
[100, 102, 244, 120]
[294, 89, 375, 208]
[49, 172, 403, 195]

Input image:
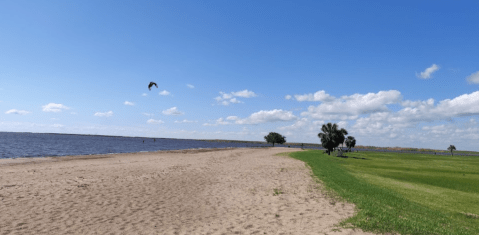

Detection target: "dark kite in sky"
[148, 82, 158, 91]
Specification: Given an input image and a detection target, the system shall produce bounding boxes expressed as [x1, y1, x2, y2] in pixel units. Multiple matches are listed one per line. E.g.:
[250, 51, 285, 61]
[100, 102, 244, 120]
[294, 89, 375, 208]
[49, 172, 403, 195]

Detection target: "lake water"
[1, 132, 476, 159]
[0, 132, 313, 159]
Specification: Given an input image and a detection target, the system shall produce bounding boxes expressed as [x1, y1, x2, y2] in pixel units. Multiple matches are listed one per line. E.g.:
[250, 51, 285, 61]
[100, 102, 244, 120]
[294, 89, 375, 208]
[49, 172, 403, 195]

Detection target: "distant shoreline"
[2, 131, 478, 153]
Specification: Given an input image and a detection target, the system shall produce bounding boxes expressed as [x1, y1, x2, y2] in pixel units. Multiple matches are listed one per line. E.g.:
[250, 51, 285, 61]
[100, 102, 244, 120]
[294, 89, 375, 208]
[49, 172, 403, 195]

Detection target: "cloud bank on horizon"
[1, 1, 479, 151]
[3, 87, 479, 151]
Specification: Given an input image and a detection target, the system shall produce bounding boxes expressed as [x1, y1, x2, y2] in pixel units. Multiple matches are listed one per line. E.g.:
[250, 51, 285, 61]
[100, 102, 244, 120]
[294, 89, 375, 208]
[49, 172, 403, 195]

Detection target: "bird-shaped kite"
[148, 82, 158, 91]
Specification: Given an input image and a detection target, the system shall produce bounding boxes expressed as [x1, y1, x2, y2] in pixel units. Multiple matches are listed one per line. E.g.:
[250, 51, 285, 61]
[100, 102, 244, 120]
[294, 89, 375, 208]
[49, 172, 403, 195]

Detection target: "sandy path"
[0, 148, 376, 235]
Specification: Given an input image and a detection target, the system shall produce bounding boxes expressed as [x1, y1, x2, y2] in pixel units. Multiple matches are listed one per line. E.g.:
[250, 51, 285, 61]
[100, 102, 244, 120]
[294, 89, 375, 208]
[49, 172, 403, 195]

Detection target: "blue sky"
[1, 0, 479, 151]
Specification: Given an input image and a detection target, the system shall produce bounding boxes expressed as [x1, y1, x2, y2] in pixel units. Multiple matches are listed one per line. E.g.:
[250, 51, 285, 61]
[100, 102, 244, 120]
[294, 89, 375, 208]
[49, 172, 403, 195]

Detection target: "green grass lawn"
[287, 150, 479, 235]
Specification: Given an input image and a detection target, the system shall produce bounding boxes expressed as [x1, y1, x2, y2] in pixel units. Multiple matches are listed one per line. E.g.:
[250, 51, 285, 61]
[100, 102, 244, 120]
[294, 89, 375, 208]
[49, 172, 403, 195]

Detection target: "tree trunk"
[273, 142, 274, 147]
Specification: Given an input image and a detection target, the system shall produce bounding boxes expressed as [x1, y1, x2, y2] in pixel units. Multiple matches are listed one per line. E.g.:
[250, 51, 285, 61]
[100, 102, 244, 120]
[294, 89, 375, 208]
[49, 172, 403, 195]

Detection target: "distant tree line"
[263, 122, 355, 157]
[264, 124, 458, 157]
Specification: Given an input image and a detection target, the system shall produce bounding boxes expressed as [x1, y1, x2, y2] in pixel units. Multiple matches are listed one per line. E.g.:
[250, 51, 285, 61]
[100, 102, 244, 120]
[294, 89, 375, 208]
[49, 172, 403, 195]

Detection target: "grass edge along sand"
[284, 150, 479, 235]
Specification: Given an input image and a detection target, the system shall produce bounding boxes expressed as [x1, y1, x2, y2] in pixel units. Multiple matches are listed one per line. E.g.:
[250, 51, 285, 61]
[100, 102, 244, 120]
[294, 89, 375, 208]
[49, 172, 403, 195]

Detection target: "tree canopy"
[318, 123, 349, 155]
[317, 122, 356, 156]
[264, 132, 286, 147]
[345, 136, 356, 152]
[336, 128, 348, 150]
[447, 145, 456, 156]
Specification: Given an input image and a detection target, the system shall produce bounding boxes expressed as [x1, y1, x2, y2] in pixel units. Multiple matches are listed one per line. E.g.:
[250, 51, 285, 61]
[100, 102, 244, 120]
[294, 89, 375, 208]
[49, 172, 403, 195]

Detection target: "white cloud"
[159, 90, 170, 96]
[226, 116, 238, 120]
[285, 95, 292, 100]
[269, 90, 475, 148]
[142, 93, 148, 96]
[231, 89, 257, 98]
[52, 124, 64, 128]
[147, 119, 164, 124]
[345, 90, 479, 148]
[301, 90, 402, 120]
[124, 101, 134, 106]
[142, 112, 154, 117]
[401, 98, 435, 108]
[278, 118, 309, 131]
[42, 103, 70, 112]
[234, 109, 297, 125]
[162, 107, 184, 116]
[390, 91, 479, 124]
[5, 109, 30, 115]
[71, 112, 77, 115]
[174, 119, 197, 123]
[466, 71, 479, 84]
[294, 90, 335, 102]
[313, 120, 325, 126]
[203, 118, 230, 126]
[94, 111, 113, 117]
[415, 122, 479, 147]
[435, 91, 479, 117]
[277, 118, 332, 136]
[416, 64, 440, 79]
[214, 90, 257, 105]
[469, 118, 477, 125]
[215, 118, 230, 125]
[229, 98, 243, 104]
[422, 124, 447, 134]
[219, 92, 233, 99]
[187, 84, 195, 89]
[337, 121, 349, 128]
[276, 118, 336, 142]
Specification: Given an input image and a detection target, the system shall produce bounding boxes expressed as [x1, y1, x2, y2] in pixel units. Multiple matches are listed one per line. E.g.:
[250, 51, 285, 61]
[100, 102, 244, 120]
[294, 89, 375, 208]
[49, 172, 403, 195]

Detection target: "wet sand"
[0, 147, 376, 235]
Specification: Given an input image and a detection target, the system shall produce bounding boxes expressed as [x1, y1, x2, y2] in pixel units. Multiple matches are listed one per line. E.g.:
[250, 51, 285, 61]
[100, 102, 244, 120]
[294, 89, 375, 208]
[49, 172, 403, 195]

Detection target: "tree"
[345, 136, 356, 152]
[336, 128, 348, 151]
[264, 132, 286, 147]
[447, 145, 456, 156]
[318, 123, 341, 155]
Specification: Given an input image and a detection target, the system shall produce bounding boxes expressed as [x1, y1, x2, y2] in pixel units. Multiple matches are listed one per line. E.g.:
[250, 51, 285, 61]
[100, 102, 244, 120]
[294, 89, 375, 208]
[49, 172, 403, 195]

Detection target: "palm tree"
[345, 136, 356, 152]
[336, 128, 348, 152]
[318, 123, 347, 155]
[447, 145, 456, 156]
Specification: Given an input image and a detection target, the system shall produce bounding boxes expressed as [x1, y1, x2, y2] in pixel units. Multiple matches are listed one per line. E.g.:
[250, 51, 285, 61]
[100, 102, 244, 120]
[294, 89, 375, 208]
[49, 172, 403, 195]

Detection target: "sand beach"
[0, 148, 376, 235]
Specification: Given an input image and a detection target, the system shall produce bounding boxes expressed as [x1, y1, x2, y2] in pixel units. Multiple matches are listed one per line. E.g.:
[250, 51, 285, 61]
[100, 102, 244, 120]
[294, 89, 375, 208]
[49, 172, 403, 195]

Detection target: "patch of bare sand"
[0, 148, 377, 235]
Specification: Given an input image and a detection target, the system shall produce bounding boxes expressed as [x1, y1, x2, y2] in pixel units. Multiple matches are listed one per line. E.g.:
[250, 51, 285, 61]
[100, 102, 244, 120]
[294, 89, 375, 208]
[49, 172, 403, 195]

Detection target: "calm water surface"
[0, 132, 305, 159]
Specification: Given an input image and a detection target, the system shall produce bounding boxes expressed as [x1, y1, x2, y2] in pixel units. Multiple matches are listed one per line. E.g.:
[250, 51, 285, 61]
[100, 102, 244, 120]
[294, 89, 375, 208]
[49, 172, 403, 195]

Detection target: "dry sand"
[0, 147, 377, 235]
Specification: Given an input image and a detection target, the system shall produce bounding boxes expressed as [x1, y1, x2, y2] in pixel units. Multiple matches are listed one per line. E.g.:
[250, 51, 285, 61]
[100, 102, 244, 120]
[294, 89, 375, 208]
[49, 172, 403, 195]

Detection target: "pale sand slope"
[0, 148, 377, 235]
